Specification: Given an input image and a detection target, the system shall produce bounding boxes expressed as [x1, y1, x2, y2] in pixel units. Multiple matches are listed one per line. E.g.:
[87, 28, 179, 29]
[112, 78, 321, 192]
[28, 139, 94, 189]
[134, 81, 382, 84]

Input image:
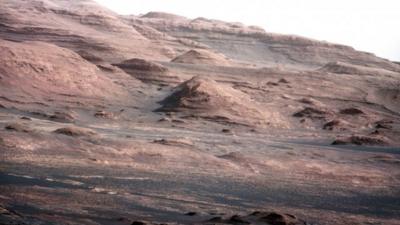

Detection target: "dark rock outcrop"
[54, 126, 97, 137]
[332, 135, 390, 146]
[293, 107, 332, 120]
[156, 76, 274, 126]
[114, 58, 180, 85]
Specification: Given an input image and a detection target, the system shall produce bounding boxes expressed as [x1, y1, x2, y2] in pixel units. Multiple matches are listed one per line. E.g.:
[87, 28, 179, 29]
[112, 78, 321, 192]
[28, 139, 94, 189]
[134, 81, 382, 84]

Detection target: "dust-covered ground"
[1, 1, 400, 225]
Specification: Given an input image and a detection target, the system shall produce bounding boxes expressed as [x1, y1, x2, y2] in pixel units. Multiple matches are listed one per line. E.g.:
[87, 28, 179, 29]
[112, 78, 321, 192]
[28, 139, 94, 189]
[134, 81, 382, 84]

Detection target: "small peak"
[140, 11, 187, 20]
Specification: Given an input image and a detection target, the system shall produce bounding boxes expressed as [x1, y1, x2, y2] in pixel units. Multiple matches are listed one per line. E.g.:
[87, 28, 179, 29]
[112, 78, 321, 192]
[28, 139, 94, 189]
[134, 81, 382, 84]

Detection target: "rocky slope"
[127, 12, 400, 71]
[0, 1, 399, 225]
[0, 0, 174, 62]
[157, 76, 285, 127]
[171, 49, 233, 66]
[0, 39, 127, 108]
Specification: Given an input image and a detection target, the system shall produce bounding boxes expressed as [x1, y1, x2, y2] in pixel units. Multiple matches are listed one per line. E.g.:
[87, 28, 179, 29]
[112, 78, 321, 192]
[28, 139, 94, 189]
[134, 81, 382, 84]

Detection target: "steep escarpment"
[0, 0, 174, 62]
[133, 13, 400, 71]
[2, 1, 398, 72]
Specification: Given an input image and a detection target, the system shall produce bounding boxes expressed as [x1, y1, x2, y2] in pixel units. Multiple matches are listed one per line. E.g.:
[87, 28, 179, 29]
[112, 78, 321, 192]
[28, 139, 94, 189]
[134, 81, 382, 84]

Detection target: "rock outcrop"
[114, 58, 180, 85]
[171, 49, 232, 66]
[0, 39, 125, 107]
[133, 13, 400, 71]
[0, 0, 174, 62]
[319, 61, 398, 76]
[157, 76, 286, 127]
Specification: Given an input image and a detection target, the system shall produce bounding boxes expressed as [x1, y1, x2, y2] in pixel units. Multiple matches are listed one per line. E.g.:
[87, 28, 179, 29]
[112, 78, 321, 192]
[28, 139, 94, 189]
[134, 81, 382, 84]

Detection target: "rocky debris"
[222, 128, 232, 133]
[171, 49, 232, 66]
[49, 111, 76, 123]
[369, 155, 400, 164]
[153, 138, 194, 147]
[202, 211, 305, 225]
[297, 98, 322, 106]
[158, 117, 185, 124]
[375, 123, 392, 130]
[114, 58, 180, 85]
[332, 135, 390, 146]
[375, 119, 394, 129]
[4, 123, 32, 133]
[218, 152, 247, 161]
[94, 110, 114, 119]
[370, 129, 381, 135]
[0, 205, 28, 225]
[53, 126, 97, 137]
[376, 119, 394, 124]
[266, 81, 279, 86]
[172, 119, 185, 123]
[97, 64, 118, 72]
[127, 216, 257, 225]
[158, 117, 171, 122]
[293, 107, 332, 120]
[278, 78, 290, 84]
[131, 221, 147, 225]
[156, 76, 275, 126]
[30, 111, 75, 123]
[217, 152, 257, 171]
[260, 212, 302, 225]
[76, 50, 104, 63]
[228, 214, 250, 224]
[339, 107, 364, 115]
[323, 119, 350, 131]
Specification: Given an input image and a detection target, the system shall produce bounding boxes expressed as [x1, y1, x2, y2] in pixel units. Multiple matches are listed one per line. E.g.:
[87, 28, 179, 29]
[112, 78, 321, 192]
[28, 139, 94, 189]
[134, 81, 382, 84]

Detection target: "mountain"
[0, 1, 399, 225]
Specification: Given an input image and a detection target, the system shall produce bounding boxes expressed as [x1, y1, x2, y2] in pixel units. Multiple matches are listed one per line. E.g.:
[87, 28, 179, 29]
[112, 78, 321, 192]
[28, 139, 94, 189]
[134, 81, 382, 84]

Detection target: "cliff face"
[0, 0, 174, 62]
[125, 12, 400, 71]
[1, 1, 400, 225]
[1, 0, 399, 71]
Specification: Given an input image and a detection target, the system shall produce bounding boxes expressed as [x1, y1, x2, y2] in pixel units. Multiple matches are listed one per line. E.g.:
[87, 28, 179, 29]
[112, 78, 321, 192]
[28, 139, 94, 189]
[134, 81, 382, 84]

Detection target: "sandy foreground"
[1, 1, 400, 224]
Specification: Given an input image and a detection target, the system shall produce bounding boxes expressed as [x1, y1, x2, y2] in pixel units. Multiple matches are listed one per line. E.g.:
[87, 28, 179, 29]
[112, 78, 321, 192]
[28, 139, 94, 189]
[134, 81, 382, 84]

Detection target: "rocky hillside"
[0, 1, 399, 225]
